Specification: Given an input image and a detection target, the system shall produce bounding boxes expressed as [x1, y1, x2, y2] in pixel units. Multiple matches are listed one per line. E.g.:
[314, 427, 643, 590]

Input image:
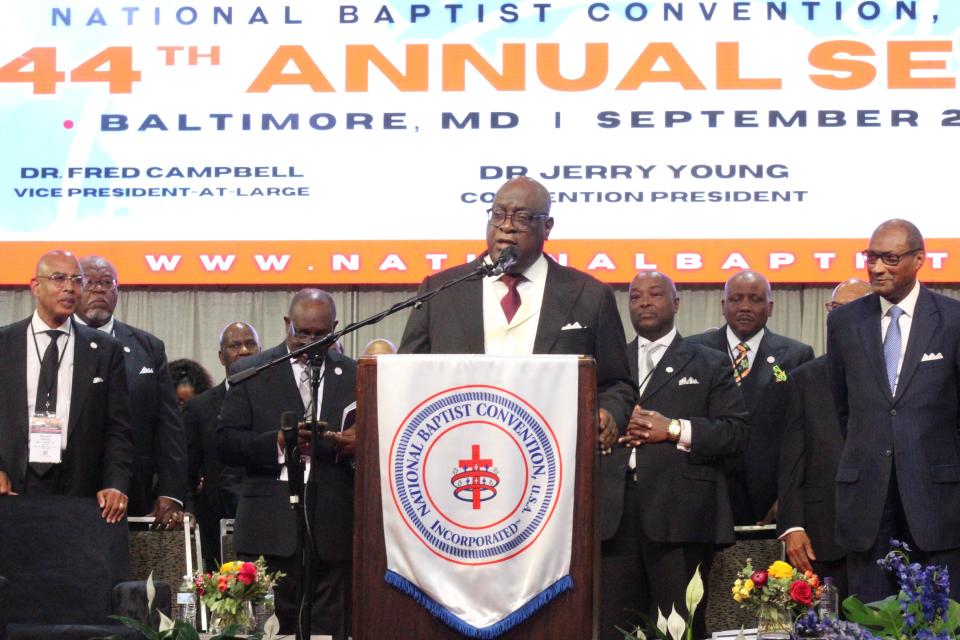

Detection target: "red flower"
[217, 580, 228, 593]
[790, 579, 813, 606]
[751, 570, 768, 587]
[238, 562, 257, 586]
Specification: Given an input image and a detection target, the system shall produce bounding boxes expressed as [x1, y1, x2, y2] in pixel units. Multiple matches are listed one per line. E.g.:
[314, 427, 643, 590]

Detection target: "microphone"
[488, 245, 519, 276]
[281, 411, 303, 503]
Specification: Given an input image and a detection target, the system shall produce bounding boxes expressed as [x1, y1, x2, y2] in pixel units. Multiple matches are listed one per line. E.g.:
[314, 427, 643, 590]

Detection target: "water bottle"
[818, 576, 839, 620]
[175, 575, 197, 628]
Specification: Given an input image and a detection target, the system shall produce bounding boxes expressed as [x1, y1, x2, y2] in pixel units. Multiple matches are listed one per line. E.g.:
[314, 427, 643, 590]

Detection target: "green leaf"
[109, 614, 160, 639]
[685, 564, 704, 620]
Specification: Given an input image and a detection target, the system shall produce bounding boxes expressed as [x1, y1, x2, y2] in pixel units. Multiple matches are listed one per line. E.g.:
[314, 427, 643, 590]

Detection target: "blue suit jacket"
[827, 286, 960, 552]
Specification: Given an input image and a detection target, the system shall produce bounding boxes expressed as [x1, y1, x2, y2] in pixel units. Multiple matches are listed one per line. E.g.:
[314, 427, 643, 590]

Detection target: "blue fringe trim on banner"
[384, 570, 573, 639]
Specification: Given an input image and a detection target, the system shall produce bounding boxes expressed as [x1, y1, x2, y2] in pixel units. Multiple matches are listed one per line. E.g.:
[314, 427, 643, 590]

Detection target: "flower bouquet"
[796, 540, 960, 639]
[195, 557, 284, 633]
[733, 559, 820, 637]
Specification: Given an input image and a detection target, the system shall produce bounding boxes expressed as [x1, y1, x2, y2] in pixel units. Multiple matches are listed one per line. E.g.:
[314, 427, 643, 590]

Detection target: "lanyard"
[31, 322, 72, 412]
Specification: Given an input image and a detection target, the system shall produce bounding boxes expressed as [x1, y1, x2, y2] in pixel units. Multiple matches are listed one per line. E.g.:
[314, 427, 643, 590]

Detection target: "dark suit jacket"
[111, 320, 186, 515]
[217, 343, 357, 563]
[0, 317, 135, 496]
[827, 287, 960, 552]
[687, 326, 814, 524]
[399, 255, 635, 430]
[776, 355, 846, 562]
[600, 335, 749, 542]
[184, 382, 241, 522]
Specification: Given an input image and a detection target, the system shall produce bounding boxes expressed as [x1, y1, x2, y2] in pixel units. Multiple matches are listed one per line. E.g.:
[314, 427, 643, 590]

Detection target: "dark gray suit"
[217, 343, 356, 635]
[399, 256, 635, 430]
[111, 320, 186, 515]
[599, 335, 748, 639]
[0, 318, 134, 497]
[687, 327, 814, 524]
[827, 287, 960, 599]
[777, 356, 847, 593]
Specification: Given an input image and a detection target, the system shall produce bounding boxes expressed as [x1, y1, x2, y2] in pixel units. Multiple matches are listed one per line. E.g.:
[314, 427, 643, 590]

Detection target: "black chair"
[0, 496, 170, 640]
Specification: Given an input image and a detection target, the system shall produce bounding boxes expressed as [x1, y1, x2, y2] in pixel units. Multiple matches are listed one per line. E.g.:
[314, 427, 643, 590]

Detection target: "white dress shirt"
[482, 254, 549, 355]
[26, 311, 75, 450]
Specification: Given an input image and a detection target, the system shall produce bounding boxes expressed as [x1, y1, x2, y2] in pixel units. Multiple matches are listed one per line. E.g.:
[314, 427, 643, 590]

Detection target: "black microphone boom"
[489, 245, 519, 276]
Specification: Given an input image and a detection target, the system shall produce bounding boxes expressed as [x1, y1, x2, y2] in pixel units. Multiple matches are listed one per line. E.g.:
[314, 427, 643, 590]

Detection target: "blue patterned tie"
[884, 306, 904, 394]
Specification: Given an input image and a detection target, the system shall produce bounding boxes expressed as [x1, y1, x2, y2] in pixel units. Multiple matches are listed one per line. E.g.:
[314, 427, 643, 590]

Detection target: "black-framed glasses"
[861, 248, 922, 267]
[486, 208, 549, 230]
[289, 324, 328, 342]
[37, 273, 84, 288]
[83, 278, 117, 291]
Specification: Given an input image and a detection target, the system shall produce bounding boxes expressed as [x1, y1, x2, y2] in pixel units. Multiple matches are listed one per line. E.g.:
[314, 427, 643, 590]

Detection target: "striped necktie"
[733, 342, 751, 385]
[884, 306, 904, 394]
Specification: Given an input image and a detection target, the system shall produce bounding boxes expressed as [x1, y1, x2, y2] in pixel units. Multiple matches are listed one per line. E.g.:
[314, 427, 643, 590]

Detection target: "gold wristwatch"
[667, 419, 682, 442]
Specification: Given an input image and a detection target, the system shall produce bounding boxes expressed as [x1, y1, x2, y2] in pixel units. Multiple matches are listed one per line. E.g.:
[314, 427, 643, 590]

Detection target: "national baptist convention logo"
[388, 385, 563, 565]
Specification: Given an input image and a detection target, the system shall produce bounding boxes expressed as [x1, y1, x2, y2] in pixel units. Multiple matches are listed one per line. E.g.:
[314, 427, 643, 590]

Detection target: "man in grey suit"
[399, 176, 635, 449]
[600, 271, 748, 640]
[218, 290, 356, 636]
[687, 270, 815, 525]
[777, 277, 872, 600]
[828, 219, 960, 601]
[76, 255, 187, 528]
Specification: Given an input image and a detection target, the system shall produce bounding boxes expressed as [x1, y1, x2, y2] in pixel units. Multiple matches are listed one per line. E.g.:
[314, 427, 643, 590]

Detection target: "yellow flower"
[767, 560, 794, 580]
[743, 579, 754, 594]
[219, 561, 243, 574]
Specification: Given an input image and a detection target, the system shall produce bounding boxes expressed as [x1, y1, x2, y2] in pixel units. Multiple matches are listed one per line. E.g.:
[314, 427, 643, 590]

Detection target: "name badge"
[29, 414, 63, 464]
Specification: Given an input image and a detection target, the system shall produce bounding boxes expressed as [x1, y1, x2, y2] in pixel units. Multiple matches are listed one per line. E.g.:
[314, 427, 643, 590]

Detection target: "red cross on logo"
[451, 444, 499, 510]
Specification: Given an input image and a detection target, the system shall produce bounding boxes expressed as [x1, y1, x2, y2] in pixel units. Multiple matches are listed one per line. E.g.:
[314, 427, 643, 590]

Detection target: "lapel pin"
[123, 346, 131, 353]
[90, 342, 98, 349]
[334, 366, 343, 376]
[766, 355, 775, 363]
[665, 366, 674, 373]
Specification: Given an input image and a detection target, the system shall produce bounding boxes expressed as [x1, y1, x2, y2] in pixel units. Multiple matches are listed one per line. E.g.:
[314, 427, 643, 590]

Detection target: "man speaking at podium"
[399, 176, 635, 449]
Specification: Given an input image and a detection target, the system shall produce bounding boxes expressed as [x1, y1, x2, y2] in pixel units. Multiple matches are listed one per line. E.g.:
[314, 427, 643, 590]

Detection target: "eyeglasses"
[861, 248, 922, 267]
[486, 208, 549, 230]
[83, 279, 117, 291]
[289, 325, 328, 342]
[37, 273, 84, 288]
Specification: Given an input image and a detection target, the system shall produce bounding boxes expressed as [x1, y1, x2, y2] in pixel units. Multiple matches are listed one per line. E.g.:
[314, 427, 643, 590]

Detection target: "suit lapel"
[893, 287, 940, 402]
[68, 322, 96, 440]
[741, 334, 780, 412]
[640, 336, 693, 404]
[320, 352, 344, 426]
[534, 259, 582, 354]
[854, 297, 893, 400]
[626, 338, 639, 384]
[448, 263, 485, 354]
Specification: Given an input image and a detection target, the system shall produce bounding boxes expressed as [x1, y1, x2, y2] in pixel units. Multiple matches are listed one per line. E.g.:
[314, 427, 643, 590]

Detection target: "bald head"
[285, 289, 338, 361]
[829, 278, 872, 311]
[363, 338, 398, 356]
[76, 255, 120, 328]
[31, 250, 82, 327]
[871, 219, 924, 252]
[722, 270, 773, 341]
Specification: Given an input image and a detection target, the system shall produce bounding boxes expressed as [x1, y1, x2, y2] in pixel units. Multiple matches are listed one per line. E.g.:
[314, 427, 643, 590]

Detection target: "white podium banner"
[378, 354, 579, 638]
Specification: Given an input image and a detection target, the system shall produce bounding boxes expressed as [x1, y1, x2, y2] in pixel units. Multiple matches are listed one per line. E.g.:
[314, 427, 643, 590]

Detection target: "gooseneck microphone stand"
[226, 247, 518, 640]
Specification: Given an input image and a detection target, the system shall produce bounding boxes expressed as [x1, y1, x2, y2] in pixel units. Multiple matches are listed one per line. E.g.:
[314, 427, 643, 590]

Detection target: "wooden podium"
[353, 356, 600, 639]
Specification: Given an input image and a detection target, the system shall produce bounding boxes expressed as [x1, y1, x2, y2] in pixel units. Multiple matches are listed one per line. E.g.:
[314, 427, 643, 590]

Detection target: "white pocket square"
[139, 366, 154, 374]
[921, 352, 944, 362]
[92, 377, 104, 384]
[678, 376, 700, 386]
[561, 322, 584, 330]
